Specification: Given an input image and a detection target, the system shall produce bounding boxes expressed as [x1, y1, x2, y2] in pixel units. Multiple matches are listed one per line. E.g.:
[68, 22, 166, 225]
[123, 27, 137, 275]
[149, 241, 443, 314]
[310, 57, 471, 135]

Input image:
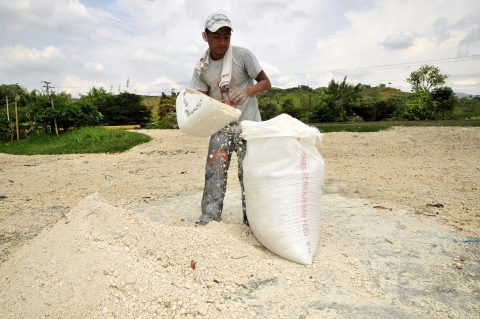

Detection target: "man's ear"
[202, 32, 208, 42]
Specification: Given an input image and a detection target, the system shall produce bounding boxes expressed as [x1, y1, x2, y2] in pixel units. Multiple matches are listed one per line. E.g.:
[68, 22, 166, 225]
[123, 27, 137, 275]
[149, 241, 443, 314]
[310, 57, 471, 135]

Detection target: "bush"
[403, 91, 437, 120]
[431, 86, 456, 119]
[158, 93, 176, 118]
[23, 90, 103, 134]
[258, 98, 279, 121]
[311, 98, 338, 122]
[97, 92, 151, 126]
[281, 95, 302, 120]
[155, 117, 178, 129]
[352, 98, 397, 121]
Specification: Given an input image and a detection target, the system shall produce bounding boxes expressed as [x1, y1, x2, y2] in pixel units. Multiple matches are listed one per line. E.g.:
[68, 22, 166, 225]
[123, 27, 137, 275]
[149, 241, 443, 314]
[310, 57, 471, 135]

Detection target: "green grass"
[315, 120, 480, 133]
[0, 127, 152, 155]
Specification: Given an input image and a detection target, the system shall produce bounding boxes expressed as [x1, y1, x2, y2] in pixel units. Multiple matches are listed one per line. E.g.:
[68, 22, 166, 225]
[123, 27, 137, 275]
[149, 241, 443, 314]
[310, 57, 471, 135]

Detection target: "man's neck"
[210, 51, 225, 61]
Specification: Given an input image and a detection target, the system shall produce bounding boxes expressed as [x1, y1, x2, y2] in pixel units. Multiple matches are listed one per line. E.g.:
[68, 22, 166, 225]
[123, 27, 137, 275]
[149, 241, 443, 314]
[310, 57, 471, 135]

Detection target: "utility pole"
[6, 96, 9, 121]
[14, 96, 20, 140]
[41, 81, 53, 94]
[50, 96, 59, 137]
[41, 81, 58, 136]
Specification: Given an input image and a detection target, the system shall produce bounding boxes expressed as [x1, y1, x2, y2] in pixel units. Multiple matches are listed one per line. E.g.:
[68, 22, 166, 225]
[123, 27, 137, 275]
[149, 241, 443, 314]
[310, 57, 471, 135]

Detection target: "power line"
[48, 70, 480, 90]
[268, 54, 480, 78]
[25, 54, 480, 91]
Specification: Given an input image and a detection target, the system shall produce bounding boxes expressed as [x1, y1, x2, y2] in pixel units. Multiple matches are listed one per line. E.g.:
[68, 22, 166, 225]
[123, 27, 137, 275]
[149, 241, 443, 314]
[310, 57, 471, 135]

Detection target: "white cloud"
[0, 45, 65, 71]
[60, 75, 106, 97]
[380, 29, 418, 50]
[1, 0, 480, 96]
[259, 61, 281, 75]
[0, 0, 91, 32]
[453, 79, 479, 85]
[135, 77, 179, 96]
[85, 62, 104, 71]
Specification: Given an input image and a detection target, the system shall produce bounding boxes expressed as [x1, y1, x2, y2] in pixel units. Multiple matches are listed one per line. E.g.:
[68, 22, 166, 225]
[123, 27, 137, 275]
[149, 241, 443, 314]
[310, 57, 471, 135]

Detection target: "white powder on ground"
[0, 127, 479, 318]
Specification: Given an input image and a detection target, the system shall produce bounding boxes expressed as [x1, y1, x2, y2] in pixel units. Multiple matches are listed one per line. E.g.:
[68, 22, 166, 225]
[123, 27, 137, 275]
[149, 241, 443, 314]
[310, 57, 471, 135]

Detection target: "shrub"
[258, 98, 279, 121]
[403, 91, 437, 120]
[97, 92, 151, 126]
[158, 93, 176, 118]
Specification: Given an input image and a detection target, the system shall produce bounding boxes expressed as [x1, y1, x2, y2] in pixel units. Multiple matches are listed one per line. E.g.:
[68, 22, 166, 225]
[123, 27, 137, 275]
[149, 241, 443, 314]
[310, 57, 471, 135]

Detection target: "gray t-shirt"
[190, 45, 263, 133]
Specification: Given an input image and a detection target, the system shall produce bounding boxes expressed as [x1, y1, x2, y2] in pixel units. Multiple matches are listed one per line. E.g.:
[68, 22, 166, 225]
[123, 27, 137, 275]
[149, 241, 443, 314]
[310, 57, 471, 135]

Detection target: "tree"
[258, 97, 279, 121]
[403, 90, 437, 120]
[0, 84, 27, 108]
[157, 93, 176, 118]
[406, 65, 449, 93]
[281, 94, 301, 119]
[404, 66, 456, 120]
[325, 76, 362, 121]
[23, 90, 55, 133]
[23, 90, 103, 134]
[431, 86, 456, 118]
[84, 86, 112, 103]
[97, 92, 151, 126]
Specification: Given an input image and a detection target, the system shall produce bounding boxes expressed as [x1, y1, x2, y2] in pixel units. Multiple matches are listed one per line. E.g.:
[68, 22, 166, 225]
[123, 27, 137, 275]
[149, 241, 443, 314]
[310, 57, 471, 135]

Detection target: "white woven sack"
[241, 114, 325, 265]
[176, 88, 241, 138]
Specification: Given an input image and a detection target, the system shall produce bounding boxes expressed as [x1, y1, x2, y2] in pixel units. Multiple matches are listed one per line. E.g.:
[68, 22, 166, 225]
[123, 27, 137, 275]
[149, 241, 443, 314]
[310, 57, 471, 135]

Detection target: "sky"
[0, 0, 479, 97]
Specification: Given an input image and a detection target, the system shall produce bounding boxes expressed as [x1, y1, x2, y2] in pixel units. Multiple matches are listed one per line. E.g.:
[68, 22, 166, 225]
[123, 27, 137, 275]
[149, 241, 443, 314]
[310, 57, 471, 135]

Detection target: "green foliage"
[97, 92, 151, 126]
[453, 96, 480, 119]
[386, 94, 407, 118]
[317, 123, 395, 133]
[431, 86, 456, 118]
[311, 94, 338, 122]
[403, 66, 457, 120]
[23, 90, 56, 132]
[403, 91, 437, 120]
[406, 65, 449, 93]
[0, 102, 29, 141]
[281, 94, 302, 119]
[23, 90, 102, 133]
[316, 120, 480, 133]
[352, 96, 398, 121]
[0, 127, 152, 155]
[258, 97, 279, 121]
[325, 77, 363, 121]
[257, 81, 405, 123]
[154, 117, 178, 129]
[0, 84, 28, 107]
[84, 87, 112, 104]
[158, 93, 176, 118]
[0, 112, 10, 142]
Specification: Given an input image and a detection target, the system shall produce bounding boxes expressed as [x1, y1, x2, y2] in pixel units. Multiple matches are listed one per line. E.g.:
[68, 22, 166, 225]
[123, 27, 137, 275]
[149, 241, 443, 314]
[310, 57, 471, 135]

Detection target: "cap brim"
[208, 22, 232, 33]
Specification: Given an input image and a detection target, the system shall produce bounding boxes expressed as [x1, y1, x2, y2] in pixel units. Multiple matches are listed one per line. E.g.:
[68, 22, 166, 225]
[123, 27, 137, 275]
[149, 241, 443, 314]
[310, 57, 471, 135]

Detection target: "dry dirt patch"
[0, 127, 479, 318]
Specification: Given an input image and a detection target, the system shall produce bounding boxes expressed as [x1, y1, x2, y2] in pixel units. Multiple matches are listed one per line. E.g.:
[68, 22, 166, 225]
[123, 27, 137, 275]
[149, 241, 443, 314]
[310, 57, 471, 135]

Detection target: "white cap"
[205, 13, 232, 32]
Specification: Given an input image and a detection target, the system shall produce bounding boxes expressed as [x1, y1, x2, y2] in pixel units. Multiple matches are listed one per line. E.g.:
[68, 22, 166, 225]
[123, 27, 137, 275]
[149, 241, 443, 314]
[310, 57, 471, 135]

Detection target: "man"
[191, 13, 271, 226]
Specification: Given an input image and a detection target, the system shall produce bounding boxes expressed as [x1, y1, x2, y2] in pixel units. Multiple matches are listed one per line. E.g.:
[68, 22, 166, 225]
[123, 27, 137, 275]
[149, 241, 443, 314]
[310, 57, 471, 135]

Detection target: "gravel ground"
[0, 126, 479, 318]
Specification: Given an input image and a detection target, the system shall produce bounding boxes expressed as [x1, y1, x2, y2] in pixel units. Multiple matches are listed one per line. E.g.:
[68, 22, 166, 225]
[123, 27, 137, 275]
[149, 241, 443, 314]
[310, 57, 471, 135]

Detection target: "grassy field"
[0, 127, 151, 155]
[315, 120, 480, 133]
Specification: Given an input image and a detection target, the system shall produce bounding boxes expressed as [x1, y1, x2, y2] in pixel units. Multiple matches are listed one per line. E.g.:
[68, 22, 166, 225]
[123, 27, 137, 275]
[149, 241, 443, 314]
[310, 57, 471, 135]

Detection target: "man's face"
[206, 27, 231, 60]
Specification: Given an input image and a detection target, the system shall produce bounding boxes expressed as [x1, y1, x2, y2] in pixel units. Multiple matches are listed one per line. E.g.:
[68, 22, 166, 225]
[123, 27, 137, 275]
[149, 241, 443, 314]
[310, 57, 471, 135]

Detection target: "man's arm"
[230, 70, 271, 104]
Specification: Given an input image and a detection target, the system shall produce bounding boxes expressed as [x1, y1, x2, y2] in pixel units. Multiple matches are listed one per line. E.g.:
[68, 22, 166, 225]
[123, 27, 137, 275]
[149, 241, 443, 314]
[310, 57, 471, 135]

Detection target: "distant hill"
[360, 87, 410, 99]
[455, 92, 480, 98]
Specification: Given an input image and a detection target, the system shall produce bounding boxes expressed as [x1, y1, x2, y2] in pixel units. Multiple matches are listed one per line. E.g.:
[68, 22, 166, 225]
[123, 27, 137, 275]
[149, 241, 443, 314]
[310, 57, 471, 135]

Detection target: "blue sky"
[0, 0, 479, 97]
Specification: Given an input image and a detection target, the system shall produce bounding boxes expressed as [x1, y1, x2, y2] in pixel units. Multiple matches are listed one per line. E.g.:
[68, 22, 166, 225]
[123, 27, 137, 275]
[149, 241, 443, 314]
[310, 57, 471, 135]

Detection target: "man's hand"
[229, 70, 271, 105]
[230, 87, 249, 104]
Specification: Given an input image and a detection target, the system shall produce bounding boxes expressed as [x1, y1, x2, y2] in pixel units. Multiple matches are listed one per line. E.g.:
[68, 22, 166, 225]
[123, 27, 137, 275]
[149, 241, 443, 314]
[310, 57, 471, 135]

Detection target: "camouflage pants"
[199, 131, 248, 225]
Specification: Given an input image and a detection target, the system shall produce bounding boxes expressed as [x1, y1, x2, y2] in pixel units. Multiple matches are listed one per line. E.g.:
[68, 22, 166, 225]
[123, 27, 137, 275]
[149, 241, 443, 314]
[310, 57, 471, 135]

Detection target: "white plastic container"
[175, 88, 241, 138]
[241, 114, 325, 265]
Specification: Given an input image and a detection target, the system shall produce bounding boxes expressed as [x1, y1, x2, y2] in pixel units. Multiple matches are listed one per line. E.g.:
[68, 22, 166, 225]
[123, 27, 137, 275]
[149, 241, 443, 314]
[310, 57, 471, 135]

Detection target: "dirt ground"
[0, 126, 479, 318]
